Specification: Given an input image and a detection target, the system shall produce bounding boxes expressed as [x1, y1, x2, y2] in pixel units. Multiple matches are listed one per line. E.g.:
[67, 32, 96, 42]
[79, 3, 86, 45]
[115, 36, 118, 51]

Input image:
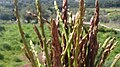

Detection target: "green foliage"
[0, 0, 120, 21]
[86, 0, 120, 7]
[13, 0, 120, 67]
[0, 23, 119, 67]
[85, 8, 120, 24]
[1, 43, 11, 50]
[0, 0, 119, 67]
[108, 13, 120, 22]
[0, 23, 40, 67]
[0, 53, 4, 60]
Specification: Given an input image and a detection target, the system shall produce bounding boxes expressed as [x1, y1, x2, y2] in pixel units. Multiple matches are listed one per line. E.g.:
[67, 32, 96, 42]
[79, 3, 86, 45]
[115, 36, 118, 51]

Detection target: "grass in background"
[0, 23, 120, 67]
[97, 27, 120, 67]
[0, 23, 50, 67]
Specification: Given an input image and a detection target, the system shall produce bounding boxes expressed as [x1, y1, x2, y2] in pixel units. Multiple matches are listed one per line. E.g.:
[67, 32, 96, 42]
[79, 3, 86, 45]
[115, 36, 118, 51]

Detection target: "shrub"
[108, 13, 120, 22]
[25, 33, 31, 38]
[2, 43, 11, 50]
[0, 53, 4, 60]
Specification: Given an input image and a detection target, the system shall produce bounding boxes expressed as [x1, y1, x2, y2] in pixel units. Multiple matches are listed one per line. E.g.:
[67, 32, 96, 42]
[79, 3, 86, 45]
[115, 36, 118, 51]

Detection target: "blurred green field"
[0, 23, 120, 67]
[0, 23, 51, 67]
